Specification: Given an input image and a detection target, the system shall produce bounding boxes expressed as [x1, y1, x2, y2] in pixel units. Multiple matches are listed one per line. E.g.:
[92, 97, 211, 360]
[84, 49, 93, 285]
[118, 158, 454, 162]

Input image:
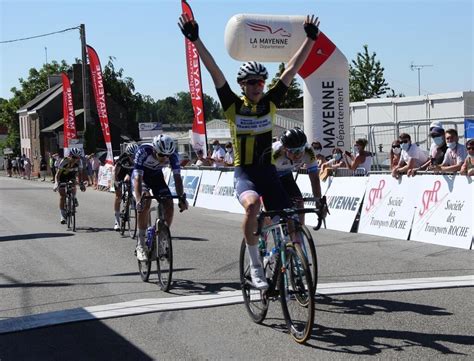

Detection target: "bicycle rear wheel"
[71, 201, 76, 232]
[66, 194, 72, 229]
[239, 238, 269, 323]
[156, 221, 173, 291]
[279, 243, 315, 344]
[298, 225, 318, 295]
[128, 200, 138, 239]
[120, 197, 130, 236]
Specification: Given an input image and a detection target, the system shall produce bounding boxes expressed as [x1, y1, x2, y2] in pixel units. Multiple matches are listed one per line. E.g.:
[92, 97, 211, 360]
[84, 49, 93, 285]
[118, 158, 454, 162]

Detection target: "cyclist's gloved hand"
[304, 15, 320, 40]
[53, 182, 59, 192]
[136, 200, 144, 213]
[178, 194, 188, 212]
[179, 14, 199, 42]
[80, 183, 86, 192]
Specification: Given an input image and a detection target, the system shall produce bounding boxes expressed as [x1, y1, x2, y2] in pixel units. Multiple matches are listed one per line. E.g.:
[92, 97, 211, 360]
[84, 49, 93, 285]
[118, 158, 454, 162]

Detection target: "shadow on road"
[173, 236, 209, 242]
[0, 233, 73, 243]
[167, 279, 241, 294]
[308, 294, 472, 355]
[75, 227, 115, 233]
[0, 317, 154, 360]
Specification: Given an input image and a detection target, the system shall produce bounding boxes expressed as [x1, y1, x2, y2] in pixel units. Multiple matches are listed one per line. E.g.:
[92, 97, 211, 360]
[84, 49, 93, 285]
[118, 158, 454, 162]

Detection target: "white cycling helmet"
[237, 61, 268, 82]
[125, 143, 139, 156]
[152, 134, 176, 155]
[69, 147, 81, 157]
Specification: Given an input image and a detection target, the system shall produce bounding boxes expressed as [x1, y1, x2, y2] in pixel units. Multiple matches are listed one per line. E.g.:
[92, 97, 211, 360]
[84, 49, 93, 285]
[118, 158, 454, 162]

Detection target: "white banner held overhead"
[358, 175, 418, 240]
[324, 177, 368, 232]
[411, 175, 473, 249]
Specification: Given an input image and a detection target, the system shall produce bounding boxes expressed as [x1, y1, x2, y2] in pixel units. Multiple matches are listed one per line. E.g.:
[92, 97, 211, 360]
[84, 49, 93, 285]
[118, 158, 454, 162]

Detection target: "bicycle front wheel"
[156, 221, 173, 291]
[279, 243, 315, 344]
[128, 201, 138, 239]
[239, 238, 269, 324]
[299, 225, 318, 295]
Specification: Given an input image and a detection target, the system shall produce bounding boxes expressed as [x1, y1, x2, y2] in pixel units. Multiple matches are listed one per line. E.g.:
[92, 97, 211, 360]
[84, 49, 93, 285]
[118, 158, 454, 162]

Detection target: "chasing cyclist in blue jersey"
[132, 135, 188, 261]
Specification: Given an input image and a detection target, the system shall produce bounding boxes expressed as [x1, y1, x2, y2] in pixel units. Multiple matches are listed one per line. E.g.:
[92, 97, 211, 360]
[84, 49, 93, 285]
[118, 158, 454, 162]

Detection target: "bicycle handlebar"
[253, 196, 328, 236]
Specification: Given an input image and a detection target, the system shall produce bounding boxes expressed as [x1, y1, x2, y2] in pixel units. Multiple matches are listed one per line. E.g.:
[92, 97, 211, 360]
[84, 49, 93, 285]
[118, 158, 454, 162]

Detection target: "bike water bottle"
[146, 226, 155, 249]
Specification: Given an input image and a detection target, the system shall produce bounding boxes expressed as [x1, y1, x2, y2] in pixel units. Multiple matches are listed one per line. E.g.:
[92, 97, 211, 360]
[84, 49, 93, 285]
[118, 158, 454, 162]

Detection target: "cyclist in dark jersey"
[179, 13, 321, 289]
[113, 143, 139, 230]
[53, 148, 86, 224]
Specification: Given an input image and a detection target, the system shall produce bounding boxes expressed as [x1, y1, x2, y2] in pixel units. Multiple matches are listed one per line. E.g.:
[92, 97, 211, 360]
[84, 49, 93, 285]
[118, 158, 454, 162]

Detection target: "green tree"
[268, 62, 303, 108]
[0, 60, 70, 153]
[349, 45, 391, 102]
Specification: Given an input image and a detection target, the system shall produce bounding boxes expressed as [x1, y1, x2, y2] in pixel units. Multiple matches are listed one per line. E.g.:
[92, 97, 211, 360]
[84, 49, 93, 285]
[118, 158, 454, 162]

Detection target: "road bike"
[239, 204, 325, 344]
[119, 180, 137, 238]
[59, 181, 76, 232]
[137, 194, 184, 291]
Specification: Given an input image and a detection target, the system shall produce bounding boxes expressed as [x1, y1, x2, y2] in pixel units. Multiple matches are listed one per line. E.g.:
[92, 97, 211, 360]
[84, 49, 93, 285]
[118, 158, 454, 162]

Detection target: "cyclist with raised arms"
[53, 147, 86, 224]
[132, 135, 188, 261]
[273, 127, 322, 223]
[179, 13, 321, 290]
[113, 143, 139, 231]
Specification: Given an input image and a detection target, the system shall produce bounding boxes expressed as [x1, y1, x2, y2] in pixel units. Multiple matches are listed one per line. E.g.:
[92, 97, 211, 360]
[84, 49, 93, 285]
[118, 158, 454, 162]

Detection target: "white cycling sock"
[137, 229, 146, 247]
[60, 209, 66, 218]
[114, 211, 120, 224]
[247, 244, 262, 268]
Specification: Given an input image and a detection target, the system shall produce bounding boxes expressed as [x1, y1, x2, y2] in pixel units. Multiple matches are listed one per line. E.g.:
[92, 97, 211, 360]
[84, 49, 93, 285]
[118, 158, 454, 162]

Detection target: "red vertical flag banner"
[181, 0, 207, 154]
[86, 45, 114, 165]
[61, 72, 78, 156]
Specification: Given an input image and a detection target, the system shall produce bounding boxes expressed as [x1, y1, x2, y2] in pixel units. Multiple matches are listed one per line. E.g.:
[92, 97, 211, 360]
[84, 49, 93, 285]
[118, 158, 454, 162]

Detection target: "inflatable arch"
[225, 14, 350, 157]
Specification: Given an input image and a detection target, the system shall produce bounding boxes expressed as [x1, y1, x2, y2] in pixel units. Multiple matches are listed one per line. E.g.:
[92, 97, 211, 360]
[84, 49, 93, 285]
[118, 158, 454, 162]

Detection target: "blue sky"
[1, 0, 472, 103]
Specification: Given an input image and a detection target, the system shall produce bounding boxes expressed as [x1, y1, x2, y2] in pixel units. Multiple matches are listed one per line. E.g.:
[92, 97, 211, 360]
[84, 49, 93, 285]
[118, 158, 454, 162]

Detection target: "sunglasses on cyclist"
[244, 79, 265, 86]
[287, 146, 305, 154]
[467, 146, 474, 151]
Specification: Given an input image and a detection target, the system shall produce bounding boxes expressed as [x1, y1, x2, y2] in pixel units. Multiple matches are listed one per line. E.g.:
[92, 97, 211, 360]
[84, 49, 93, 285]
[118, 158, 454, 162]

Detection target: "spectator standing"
[39, 156, 48, 181]
[390, 140, 401, 170]
[210, 139, 225, 167]
[391, 133, 428, 178]
[224, 142, 234, 166]
[11, 157, 18, 177]
[18, 155, 25, 178]
[194, 149, 212, 166]
[90, 154, 101, 189]
[460, 139, 474, 176]
[320, 147, 348, 179]
[6, 156, 13, 177]
[311, 141, 326, 167]
[23, 155, 32, 180]
[436, 129, 467, 173]
[344, 138, 372, 174]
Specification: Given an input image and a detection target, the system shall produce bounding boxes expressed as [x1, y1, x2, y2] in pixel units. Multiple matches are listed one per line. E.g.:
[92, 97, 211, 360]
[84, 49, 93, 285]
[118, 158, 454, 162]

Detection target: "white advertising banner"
[324, 177, 368, 232]
[97, 164, 113, 188]
[411, 175, 473, 249]
[295, 173, 329, 227]
[358, 175, 418, 240]
[182, 169, 202, 206]
[194, 170, 222, 210]
[212, 171, 245, 214]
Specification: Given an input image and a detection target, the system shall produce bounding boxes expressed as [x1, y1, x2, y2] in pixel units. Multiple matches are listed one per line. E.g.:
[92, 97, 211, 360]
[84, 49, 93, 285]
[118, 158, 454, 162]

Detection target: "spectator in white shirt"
[391, 133, 428, 179]
[224, 141, 234, 166]
[210, 139, 225, 168]
[436, 129, 467, 173]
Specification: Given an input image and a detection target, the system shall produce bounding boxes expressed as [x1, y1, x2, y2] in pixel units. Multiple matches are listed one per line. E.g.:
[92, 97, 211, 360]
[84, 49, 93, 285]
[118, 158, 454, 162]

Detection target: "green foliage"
[0, 60, 70, 152]
[349, 45, 391, 102]
[268, 63, 303, 108]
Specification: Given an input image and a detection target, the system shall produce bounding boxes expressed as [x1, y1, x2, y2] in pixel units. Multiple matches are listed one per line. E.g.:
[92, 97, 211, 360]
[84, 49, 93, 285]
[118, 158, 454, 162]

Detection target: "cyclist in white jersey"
[273, 128, 322, 224]
[132, 135, 188, 261]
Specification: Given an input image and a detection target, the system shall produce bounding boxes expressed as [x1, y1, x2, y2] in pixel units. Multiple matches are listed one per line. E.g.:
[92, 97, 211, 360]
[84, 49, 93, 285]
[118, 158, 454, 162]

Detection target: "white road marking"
[0, 275, 472, 334]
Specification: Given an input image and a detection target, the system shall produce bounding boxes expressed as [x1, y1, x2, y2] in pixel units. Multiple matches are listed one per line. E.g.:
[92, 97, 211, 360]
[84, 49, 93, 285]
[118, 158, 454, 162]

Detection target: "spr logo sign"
[419, 181, 441, 216]
[365, 179, 385, 212]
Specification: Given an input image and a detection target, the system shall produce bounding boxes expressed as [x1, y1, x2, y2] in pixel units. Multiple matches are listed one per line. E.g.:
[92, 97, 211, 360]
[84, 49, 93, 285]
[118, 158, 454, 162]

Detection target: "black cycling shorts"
[279, 173, 302, 201]
[234, 165, 290, 211]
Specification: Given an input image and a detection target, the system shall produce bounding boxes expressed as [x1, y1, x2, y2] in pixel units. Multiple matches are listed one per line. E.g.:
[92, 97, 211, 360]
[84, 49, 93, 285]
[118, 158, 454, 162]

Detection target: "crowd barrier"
[98, 164, 473, 250]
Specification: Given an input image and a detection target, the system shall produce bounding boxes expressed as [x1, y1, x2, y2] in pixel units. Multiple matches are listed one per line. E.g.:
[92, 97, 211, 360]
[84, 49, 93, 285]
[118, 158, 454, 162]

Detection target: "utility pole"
[79, 24, 91, 135]
[410, 62, 433, 95]
[44, 47, 48, 65]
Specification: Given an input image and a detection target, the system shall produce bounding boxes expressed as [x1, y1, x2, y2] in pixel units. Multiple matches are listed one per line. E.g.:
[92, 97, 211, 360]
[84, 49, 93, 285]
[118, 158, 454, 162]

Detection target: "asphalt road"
[0, 175, 473, 360]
